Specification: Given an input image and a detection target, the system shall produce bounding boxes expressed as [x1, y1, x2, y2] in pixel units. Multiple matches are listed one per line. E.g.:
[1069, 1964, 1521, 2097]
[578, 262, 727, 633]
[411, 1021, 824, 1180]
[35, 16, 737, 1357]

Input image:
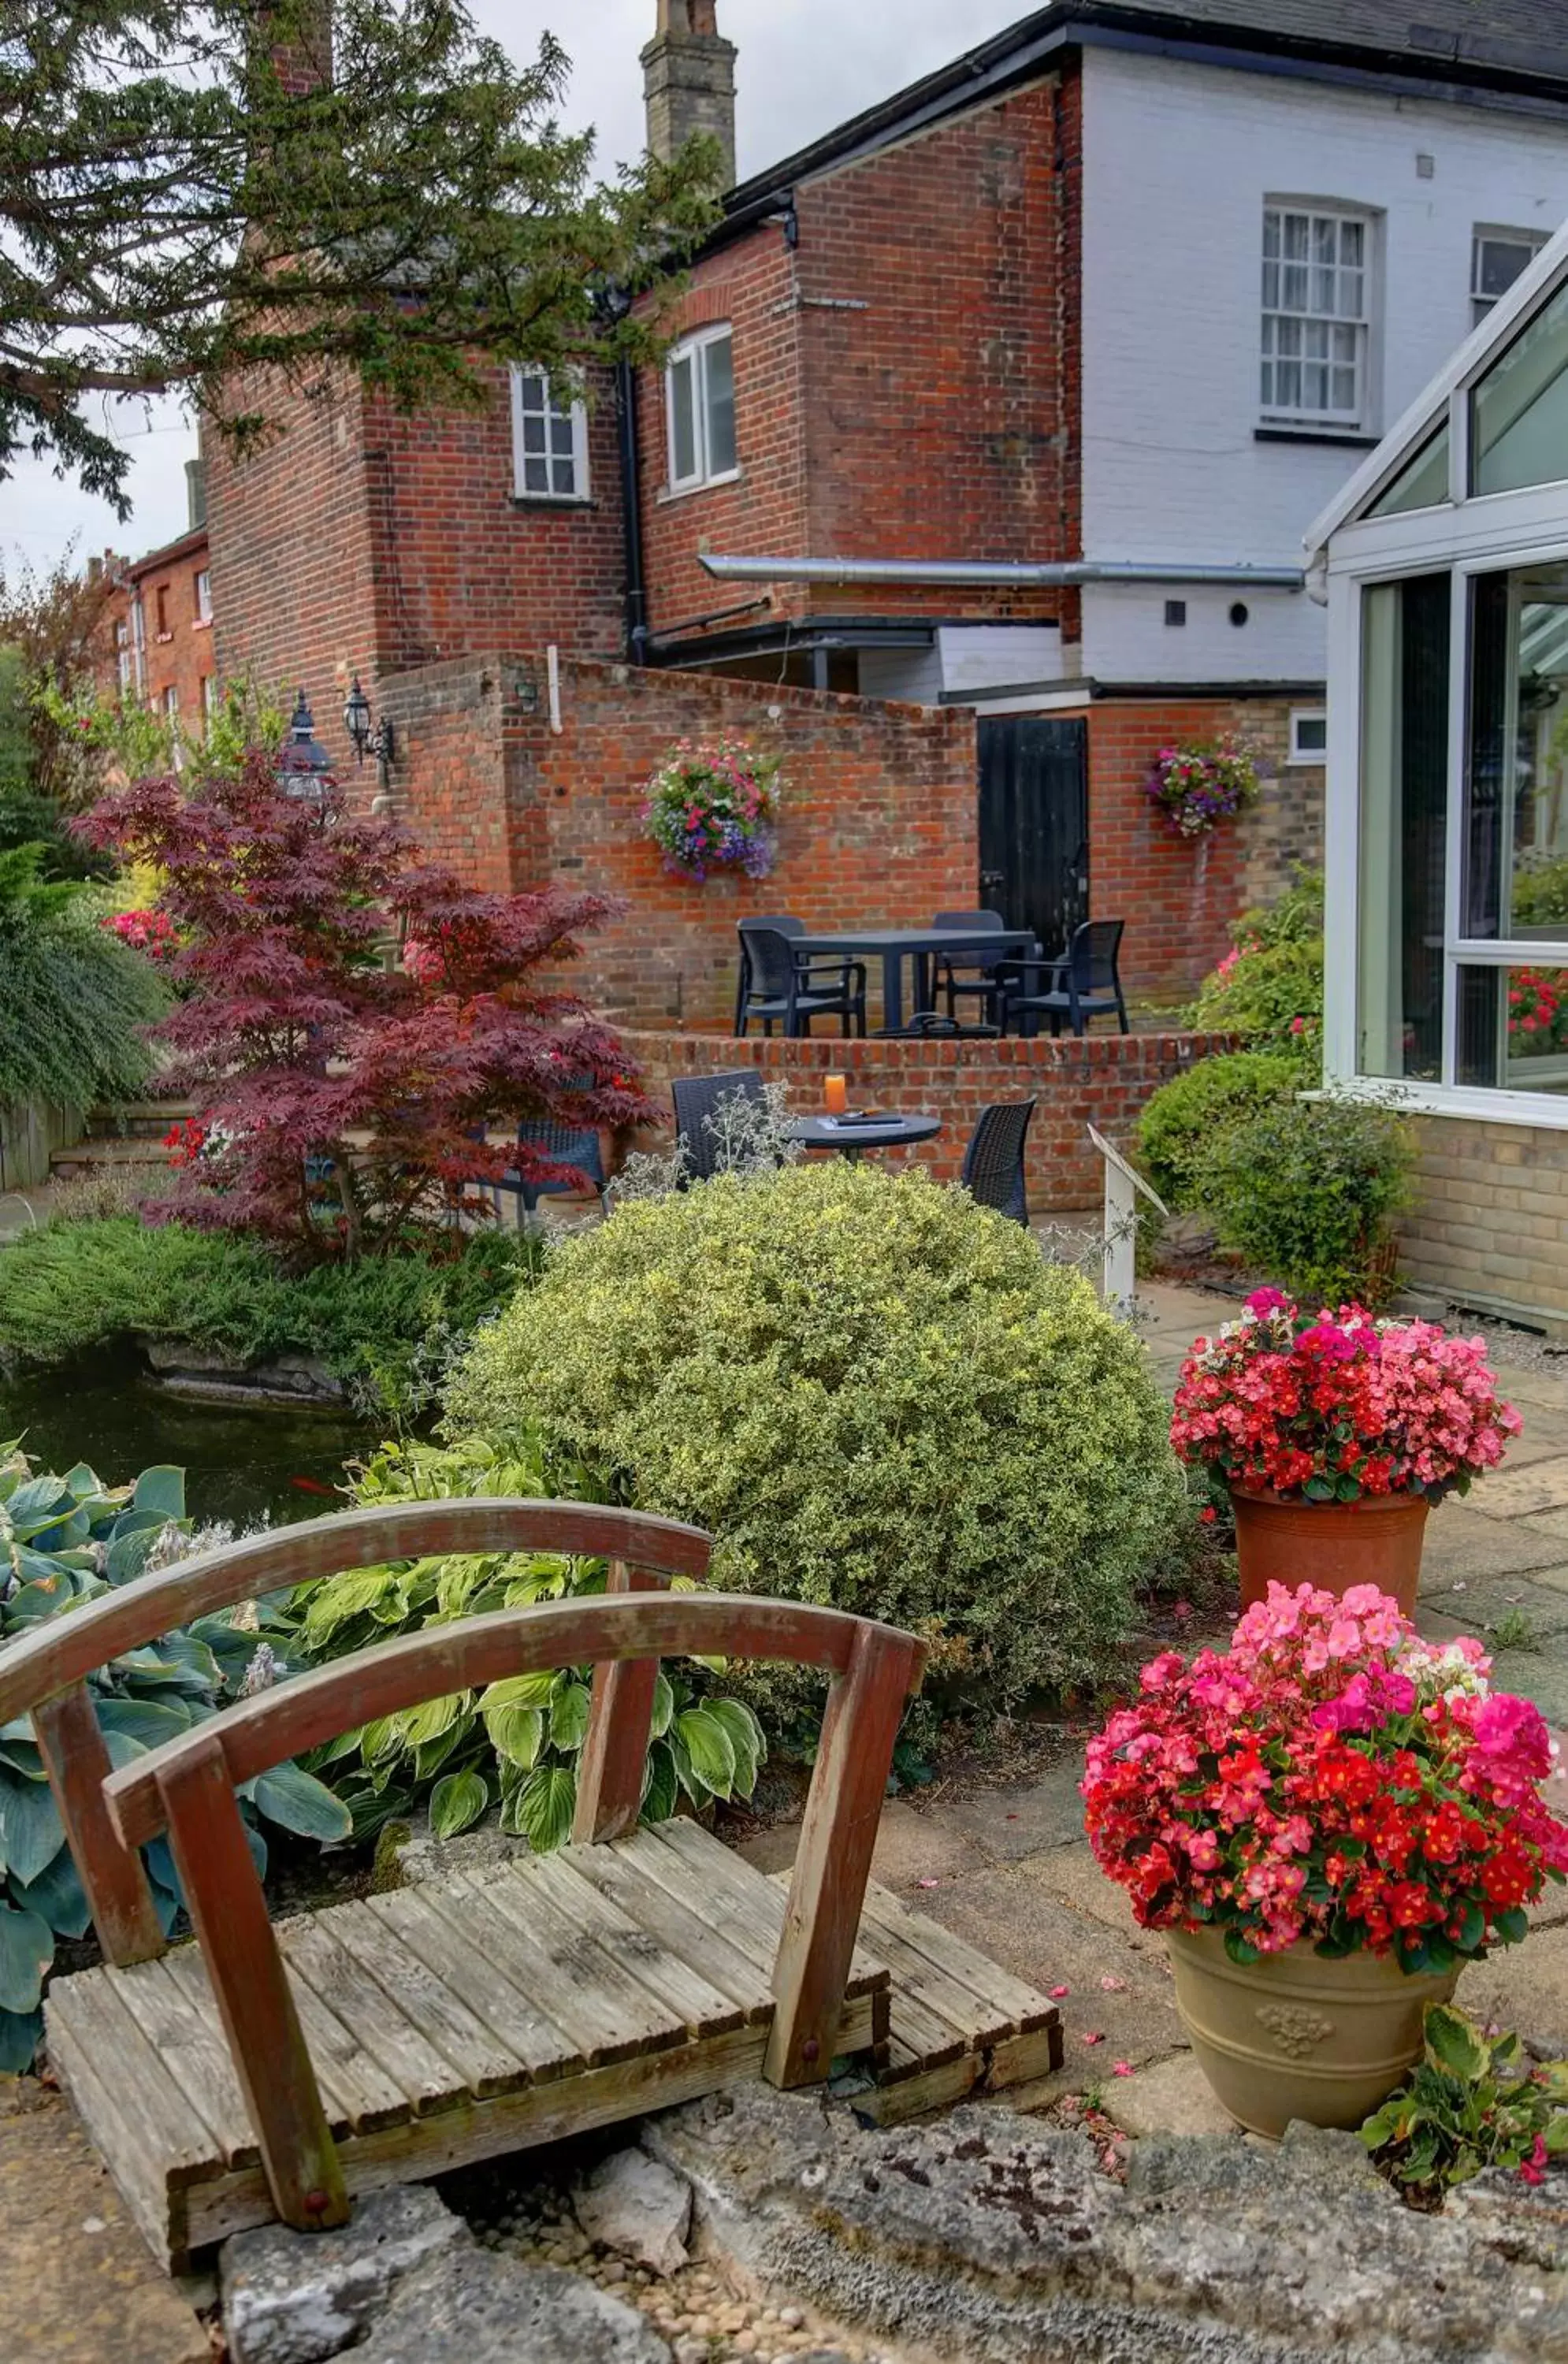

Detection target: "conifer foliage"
[78, 752, 649, 1258]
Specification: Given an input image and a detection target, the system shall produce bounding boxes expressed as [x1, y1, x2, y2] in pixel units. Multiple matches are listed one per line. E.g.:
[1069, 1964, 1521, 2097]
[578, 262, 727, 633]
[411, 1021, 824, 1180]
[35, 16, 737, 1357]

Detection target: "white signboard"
[1087, 1127, 1168, 1318]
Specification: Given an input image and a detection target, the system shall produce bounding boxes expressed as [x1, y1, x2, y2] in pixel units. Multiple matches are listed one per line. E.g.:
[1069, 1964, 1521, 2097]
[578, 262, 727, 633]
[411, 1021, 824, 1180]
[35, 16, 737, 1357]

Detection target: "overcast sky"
[0, 2, 1030, 578]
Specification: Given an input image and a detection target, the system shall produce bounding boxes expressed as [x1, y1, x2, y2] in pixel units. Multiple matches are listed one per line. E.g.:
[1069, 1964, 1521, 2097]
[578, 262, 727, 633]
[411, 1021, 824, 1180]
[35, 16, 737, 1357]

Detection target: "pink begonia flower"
[1099, 1975, 1128, 1992]
[1113, 2061, 1134, 2078]
[1519, 2134, 1549, 2187]
[1050, 1985, 1070, 1999]
[1082, 2031, 1105, 2046]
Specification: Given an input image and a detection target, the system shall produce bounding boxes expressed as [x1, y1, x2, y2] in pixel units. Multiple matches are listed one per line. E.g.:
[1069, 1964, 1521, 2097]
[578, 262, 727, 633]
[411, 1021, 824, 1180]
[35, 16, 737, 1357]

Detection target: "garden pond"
[0, 1345, 386, 1526]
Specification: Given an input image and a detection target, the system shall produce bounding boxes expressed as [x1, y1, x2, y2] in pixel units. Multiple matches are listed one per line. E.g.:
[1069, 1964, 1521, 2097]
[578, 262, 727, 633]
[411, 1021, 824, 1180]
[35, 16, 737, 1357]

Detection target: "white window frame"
[1287, 707, 1328, 764]
[115, 620, 133, 696]
[509, 366, 590, 504]
[194, 567, 213, 623]
[1472, 227, 1548, 326]
[1261, 201, 1374, 437]
[1322, 474, 1568, 1132]
[201, 674, 219, 739]
[664, 323, 738, 495]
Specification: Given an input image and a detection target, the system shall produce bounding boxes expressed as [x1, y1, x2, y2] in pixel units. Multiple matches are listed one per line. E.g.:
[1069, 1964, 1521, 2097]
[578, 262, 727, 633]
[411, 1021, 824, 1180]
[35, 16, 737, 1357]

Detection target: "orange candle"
[824, 1073, 848, 1116]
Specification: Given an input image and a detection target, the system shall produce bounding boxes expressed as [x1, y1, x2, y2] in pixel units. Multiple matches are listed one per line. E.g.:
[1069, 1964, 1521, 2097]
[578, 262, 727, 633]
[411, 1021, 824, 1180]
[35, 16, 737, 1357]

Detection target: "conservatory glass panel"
[1367, 426, 1450, 518]
[1472, 274, 1568, 495]
[1461, 567, 1568, 942]
[1357, 574, 1451, 1080]
[1456, 965, 1568, 1094]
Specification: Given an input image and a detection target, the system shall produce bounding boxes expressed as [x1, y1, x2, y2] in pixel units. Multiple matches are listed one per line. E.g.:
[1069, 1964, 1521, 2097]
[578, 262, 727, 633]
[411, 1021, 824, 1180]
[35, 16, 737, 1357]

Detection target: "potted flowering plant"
[642, 738, 782, 882]
[1171, 1289, 1520, 1612]
[1083, 1582, 1568, 2136]
[1144, 738, 1261, 838]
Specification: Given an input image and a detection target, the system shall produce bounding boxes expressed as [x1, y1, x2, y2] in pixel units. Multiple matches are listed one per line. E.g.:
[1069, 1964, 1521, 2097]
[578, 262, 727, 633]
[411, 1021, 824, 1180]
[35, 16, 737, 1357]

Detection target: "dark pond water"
[0, 1347, 388, 1528]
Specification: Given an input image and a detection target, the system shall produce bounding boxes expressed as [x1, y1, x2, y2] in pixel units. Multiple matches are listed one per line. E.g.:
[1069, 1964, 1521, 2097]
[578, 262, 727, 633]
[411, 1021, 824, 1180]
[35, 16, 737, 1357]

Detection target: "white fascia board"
[1304, 216, 1568, 563]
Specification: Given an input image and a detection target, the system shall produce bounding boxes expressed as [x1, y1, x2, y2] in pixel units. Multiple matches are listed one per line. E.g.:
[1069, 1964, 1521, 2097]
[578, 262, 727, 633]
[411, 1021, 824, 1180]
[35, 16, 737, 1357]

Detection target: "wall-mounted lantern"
[277, 688, 333, 802]
[343, 675, 396, 788]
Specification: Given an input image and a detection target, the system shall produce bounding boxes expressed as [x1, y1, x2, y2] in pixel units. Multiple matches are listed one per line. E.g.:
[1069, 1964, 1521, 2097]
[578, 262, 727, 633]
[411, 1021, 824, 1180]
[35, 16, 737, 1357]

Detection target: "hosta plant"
[0, 1449, 349, 2071]
[1362, 2002, 1568, 2202]
[284, 1436, 766, 1852]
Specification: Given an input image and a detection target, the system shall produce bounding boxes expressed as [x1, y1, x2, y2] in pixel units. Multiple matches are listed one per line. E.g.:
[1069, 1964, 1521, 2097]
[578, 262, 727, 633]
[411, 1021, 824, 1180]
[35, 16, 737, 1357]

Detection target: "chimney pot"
[643, 1, 736, 188]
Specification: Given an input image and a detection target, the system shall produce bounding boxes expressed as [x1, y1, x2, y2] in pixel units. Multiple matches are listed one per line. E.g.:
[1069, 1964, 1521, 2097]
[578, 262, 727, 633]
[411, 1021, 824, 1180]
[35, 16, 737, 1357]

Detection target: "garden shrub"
[0, 1217, 537, 1417]
[0, 1451, 347, 2072]
[1188, 868, 1324, 1060]
[1136, 1052, 1302, 1210]
[0, 845, 167, 1113]
[1193, 1094, 1415, 1308]
[1514, 850, 1568, 931]
[445, 1162, 1185, 1711]
[284, 1435, 765, 1849]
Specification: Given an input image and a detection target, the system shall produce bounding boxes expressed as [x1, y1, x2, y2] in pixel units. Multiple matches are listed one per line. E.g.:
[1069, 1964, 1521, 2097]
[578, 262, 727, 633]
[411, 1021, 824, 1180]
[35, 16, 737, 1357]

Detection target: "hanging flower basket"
[641, 738, 782, 882]
[1144, 738, 1261, 839]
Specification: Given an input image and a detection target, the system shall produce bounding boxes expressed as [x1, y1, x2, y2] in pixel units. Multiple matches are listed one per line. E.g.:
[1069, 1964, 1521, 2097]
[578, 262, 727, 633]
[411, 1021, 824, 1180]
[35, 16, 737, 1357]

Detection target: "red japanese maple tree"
[78, 750, 653, 1259]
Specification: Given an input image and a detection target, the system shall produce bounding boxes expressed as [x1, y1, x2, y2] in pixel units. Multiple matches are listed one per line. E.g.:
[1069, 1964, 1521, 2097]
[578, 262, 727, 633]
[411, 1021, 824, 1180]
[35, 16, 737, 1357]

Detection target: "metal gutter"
[699, 553, 1306, 590]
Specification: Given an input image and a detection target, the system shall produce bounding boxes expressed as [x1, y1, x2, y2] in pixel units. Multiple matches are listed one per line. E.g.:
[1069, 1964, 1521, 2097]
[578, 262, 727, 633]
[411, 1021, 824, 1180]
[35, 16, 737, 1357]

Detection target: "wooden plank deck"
[46, 1824, 1060, 2269]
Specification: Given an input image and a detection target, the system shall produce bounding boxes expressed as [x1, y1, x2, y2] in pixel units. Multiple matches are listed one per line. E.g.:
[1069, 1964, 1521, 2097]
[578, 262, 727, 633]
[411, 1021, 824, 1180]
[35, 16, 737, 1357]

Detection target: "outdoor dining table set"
[733, 913, 1130, 1041]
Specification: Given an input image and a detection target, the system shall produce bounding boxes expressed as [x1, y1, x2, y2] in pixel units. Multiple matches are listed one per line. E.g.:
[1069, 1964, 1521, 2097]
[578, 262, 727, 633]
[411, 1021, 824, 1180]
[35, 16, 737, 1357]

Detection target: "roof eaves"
[123, 525, 210, 584]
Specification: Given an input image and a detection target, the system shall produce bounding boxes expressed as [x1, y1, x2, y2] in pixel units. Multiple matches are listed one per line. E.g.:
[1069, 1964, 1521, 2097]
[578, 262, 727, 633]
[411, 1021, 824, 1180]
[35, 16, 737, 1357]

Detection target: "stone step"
[50, 1136, 178, 1180]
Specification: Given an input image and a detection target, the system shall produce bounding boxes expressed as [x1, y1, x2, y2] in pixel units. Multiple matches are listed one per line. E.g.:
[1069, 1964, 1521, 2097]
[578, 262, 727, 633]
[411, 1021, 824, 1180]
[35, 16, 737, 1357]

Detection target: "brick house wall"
[637, 70, 1080, 648]
[1401, 1120, 1568, 1339]
[377, 650, 977, 1029]
[95, 527, 214, 734]
[1063, 694, 1325, 1006]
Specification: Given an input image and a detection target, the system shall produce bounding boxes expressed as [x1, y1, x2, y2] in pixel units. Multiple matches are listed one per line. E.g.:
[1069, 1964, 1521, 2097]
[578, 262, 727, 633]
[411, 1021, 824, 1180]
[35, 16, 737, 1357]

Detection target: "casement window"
[115, 620, 133, 695]
[1261, 205, 1372, 433]
[1287, 708, 1328, 763]
[195, 568, 213, 623]
[665, 325, 737, 492]
[162, 683, 182, 769]
[154, 584, 171, 639]
[510, 366, 590, 501]
[1472, 229, 1547, 325]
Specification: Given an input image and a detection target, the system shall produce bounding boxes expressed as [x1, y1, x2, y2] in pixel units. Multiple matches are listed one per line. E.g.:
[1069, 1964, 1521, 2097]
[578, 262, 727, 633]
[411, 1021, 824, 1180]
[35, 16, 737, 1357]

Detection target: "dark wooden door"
[977, 717, 1089, 953]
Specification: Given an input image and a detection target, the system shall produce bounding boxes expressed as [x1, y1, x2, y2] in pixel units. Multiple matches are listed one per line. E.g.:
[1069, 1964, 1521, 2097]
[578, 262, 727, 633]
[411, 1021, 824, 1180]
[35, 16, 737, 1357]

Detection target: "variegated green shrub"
[446, 1162, 1185, 1711]
[285, 1436, 765, 1851]
[0, 1448, 349, 2072]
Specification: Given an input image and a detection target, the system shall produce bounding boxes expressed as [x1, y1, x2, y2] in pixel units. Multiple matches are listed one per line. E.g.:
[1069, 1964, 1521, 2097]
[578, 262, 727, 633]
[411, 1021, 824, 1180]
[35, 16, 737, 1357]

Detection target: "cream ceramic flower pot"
[1167, 1922, 1458, 2138]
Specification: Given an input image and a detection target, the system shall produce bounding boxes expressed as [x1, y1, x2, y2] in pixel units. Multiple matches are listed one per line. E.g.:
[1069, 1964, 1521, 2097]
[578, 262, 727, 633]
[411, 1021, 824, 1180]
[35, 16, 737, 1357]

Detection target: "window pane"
[1457, 965, 1568, 1094]
[1462, 567, 1568, 941]
[704, 333, 736, 476]
[1369, 425, 1450, 516]
[1358, 574, 1451, 1081]
[524, 455, 549, 492]
[1473, 274, 1568, 495]
[670, 351, 697, 481]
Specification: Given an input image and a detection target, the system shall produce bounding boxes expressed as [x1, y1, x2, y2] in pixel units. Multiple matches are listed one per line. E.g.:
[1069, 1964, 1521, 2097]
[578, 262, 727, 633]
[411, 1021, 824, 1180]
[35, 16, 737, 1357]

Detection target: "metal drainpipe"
[615, 359, 651, 663]
[697, 553, 1306, 589]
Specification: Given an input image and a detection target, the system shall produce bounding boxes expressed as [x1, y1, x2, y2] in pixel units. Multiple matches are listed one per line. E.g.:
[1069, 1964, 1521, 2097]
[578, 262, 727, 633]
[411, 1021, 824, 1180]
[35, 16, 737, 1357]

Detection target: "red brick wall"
[377, 651, 979, 1029]
[1077, 696, 1322, 1007]
[363, 367, 626, 670]
[619, 1022, 1233, 1206]
[634, 65, 1081, 646]
[95, 530, 214, 729]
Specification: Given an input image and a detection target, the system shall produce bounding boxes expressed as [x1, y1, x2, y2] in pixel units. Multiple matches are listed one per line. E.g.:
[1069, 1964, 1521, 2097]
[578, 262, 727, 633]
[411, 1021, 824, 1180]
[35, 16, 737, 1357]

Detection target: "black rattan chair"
[736, 922, 866, 1039]
[470, 1110, 608, 1226]
[931, 909, 1014, 1028]
[672, 1069, 768, 1182]
[960, 1099, 1035, 1225]
[1001, 920, 1129, 1038]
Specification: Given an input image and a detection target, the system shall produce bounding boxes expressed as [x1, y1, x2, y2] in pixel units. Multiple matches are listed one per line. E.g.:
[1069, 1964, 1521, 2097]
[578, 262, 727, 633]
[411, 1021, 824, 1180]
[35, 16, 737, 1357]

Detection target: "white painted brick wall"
[1080, 47, 1568, 686]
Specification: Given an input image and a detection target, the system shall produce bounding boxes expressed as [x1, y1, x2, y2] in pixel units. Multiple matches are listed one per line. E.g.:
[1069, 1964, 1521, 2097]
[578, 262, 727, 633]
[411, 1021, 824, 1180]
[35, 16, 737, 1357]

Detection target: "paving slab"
[0, 2083, 206, 2364]
[734, 1797, 973, 1888]
[1099, 2050, 1239, 2141]
[921, 1764, 1087, 1864]
[1457, 1923, 1568, 2058]
[1419, 1500, 1568, 1582]
[1458, 1456, 1568, 1520]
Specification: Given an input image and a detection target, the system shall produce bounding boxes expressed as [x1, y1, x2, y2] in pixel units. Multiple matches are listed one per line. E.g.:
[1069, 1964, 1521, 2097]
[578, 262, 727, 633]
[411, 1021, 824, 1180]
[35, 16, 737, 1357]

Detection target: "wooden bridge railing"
[100, 1590, 927, 2233]
[0, 1501, 713, 1970]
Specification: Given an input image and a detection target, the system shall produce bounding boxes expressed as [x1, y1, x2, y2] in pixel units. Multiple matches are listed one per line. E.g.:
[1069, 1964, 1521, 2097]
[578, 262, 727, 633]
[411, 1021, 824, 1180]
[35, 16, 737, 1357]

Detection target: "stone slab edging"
[644, 2084, 1568, 2364]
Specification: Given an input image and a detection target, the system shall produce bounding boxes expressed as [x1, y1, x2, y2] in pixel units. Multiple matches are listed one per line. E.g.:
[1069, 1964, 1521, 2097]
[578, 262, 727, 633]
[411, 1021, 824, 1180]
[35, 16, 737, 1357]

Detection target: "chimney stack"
[642, 2, 737, 190]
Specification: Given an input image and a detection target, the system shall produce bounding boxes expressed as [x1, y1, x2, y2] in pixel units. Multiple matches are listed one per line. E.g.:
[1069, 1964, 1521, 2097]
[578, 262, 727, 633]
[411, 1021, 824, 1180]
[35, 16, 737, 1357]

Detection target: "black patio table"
[790, 1112, 942, 1163]
[790, 927, 1035, 1033]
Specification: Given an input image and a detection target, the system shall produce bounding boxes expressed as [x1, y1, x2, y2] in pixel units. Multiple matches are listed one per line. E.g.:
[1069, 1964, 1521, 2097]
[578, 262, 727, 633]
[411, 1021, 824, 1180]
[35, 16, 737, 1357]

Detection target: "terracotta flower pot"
[1230, 1487, 1429, 1616]
[1167, 1923, 1458, 2138]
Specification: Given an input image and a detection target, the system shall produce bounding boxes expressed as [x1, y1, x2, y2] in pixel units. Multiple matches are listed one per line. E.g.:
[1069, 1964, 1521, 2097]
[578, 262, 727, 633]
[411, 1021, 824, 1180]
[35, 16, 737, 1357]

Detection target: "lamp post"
[342, 674, 396, 790]
[277, 688, 333, 803]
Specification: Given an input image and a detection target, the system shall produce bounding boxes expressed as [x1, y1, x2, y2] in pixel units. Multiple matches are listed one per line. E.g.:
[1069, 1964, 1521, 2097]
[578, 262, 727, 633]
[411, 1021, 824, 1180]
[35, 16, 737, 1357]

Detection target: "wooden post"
[764, 1624, 921, 2090]
[573, 1563, 663, 1845]
[34, 1684, 165, 1967]
[158, 1738, 349, 2232]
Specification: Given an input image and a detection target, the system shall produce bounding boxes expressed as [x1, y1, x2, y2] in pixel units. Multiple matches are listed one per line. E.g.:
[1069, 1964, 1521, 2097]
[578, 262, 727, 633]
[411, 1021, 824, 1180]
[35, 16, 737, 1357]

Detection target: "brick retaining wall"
[619, 1024, 1232, 1206]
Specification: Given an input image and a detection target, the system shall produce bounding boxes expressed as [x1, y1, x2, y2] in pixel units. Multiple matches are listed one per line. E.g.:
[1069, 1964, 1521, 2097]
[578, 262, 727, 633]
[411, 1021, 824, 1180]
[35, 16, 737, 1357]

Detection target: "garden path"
[743, 1278, 1568, 2141]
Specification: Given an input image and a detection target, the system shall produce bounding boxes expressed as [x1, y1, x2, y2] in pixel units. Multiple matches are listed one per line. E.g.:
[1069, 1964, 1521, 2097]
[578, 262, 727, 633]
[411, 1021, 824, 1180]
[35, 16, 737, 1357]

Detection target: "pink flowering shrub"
[1170, 1289, 1521, 1503]
[1083, 1582, 1568, 1972]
